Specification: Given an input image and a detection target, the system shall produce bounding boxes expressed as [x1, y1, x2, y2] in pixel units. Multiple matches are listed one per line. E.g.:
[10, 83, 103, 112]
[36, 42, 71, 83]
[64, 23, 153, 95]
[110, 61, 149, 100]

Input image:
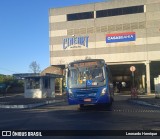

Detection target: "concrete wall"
[24, 89, 42, 98]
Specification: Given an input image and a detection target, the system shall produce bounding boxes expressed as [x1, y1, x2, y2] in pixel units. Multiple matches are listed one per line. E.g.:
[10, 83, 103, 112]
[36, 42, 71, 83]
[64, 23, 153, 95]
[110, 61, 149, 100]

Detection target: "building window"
[26, 77, 40, 89]
[96, 5, 144, 18]
[67, 11, 94, 21]
[43, 77, 50, 89]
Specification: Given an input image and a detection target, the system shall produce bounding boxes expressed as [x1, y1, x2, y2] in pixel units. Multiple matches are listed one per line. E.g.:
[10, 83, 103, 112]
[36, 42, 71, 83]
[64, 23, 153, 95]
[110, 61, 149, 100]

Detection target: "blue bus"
[65, 59, 114, 108]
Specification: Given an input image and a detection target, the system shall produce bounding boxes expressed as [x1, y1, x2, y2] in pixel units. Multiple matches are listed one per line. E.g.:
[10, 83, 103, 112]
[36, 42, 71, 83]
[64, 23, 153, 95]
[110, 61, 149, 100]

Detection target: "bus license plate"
[84, 98, 91, 102]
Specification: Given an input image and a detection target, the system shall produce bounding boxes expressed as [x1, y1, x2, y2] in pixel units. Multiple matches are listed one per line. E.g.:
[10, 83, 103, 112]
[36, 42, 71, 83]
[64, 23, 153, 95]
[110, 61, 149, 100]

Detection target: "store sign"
[63, 36, 89, 49]
[106, 32, 136, 43]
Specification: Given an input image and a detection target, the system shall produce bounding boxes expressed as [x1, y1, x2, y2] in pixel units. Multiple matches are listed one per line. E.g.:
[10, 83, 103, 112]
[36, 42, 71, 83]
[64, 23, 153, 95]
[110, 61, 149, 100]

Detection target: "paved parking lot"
[0, 93, 160, 139]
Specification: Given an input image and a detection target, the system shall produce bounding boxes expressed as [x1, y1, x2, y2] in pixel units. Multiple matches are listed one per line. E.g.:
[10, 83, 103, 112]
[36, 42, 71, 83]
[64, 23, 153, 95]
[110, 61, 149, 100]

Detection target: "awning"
[40, 66, 63, 77]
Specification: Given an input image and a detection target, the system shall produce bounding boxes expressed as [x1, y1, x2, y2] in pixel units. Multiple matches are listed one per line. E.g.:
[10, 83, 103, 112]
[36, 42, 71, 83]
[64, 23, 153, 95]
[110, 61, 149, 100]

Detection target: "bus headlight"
[68, 89, 74, 97]
[101, 88, 106, 96]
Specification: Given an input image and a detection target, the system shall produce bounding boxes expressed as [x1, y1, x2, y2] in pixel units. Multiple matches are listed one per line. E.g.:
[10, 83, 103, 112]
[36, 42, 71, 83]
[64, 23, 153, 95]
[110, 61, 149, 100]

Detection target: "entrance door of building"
[109, 63, 146, 94]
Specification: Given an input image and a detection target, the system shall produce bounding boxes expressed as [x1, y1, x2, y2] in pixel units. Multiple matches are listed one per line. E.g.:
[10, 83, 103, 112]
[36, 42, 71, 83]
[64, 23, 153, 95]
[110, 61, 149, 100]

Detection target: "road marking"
[113, 109, 160, 113]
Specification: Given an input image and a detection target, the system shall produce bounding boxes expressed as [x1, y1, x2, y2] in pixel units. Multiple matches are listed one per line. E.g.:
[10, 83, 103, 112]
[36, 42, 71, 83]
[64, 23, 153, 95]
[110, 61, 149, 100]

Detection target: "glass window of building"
[26, 77, 40, 89]
[96, 5, 144, 18]
[67, 11, 94, 21]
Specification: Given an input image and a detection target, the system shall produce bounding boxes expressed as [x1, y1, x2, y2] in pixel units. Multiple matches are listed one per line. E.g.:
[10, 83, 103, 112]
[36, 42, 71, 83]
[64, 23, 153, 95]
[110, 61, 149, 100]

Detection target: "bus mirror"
[63, 68, 68, 76]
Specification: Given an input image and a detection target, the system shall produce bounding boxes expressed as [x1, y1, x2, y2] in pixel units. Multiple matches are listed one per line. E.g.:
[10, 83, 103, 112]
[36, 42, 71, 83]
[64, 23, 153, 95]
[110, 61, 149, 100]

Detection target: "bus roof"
[67, 59, 106, 68]
[68, 59, 105, 65]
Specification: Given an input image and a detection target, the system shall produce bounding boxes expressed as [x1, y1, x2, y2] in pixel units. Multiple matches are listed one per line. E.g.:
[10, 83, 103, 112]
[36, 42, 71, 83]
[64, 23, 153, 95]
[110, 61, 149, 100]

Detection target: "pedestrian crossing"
[113, 109, 160, 113]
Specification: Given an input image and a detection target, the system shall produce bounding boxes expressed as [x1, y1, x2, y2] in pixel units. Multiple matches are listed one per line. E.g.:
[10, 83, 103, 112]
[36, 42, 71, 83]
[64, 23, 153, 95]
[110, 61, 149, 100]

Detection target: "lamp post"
[130, 66, 136, 87]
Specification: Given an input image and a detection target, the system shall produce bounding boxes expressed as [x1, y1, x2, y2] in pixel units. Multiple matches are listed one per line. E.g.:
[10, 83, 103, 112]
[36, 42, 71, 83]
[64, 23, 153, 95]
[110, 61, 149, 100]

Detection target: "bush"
[0, 75, 24, 94]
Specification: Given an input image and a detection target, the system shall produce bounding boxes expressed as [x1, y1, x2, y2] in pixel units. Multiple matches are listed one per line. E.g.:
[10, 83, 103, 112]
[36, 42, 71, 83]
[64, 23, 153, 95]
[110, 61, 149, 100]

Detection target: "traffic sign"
[130, 66, 136, 72]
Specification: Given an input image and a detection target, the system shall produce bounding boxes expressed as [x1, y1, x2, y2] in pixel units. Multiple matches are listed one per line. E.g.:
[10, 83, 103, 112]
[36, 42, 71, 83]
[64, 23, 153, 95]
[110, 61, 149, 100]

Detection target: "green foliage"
[0, 75, 23, 87]
[0, 75, 12, 84]
[0, 74, 5, 83]
[55, 78, 65, 92]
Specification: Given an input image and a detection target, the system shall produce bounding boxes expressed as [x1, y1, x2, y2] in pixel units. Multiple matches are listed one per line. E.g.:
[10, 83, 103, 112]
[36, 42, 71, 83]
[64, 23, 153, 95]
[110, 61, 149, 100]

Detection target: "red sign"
[106, 32, 136, 43]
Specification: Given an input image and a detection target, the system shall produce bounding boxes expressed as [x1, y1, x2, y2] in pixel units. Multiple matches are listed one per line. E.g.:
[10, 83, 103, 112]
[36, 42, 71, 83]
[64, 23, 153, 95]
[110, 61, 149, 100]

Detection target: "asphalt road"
[0, 95, 160, 139]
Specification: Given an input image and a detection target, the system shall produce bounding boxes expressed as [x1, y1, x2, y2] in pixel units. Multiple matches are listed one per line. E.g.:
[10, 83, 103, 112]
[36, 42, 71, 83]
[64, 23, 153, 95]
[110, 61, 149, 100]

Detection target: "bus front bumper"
[68, 95, 111, 105]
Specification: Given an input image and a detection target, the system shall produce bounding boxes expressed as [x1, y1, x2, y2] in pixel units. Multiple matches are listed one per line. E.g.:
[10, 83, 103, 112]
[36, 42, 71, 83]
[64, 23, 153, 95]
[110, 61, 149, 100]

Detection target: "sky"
[0, 0, 108, 75]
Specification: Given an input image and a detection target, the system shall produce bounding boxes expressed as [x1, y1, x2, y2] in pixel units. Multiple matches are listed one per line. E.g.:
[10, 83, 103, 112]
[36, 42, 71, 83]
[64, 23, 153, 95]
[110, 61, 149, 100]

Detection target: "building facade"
[49, 0, 160, 94]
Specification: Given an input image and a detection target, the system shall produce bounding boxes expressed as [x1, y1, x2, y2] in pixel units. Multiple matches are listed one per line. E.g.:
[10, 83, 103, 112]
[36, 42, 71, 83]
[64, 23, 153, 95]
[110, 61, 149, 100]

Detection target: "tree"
[0, 74, 5, 83]
[29, 61, 41, 73]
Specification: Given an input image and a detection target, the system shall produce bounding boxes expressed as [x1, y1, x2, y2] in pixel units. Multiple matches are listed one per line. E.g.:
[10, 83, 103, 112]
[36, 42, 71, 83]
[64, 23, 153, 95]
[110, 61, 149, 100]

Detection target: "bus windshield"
[68, 65, 106, 89]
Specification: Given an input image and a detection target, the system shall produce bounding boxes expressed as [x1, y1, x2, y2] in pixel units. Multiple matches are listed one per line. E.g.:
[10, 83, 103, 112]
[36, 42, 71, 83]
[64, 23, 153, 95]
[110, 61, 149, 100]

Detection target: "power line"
[0, 67, 19, 74]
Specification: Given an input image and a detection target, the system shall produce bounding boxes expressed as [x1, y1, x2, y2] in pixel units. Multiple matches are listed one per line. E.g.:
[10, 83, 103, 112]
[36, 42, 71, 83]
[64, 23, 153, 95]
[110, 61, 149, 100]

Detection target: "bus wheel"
[79, 104, 84, 109]
[104, 98, 113, 111]
[108, 97, 113, 106]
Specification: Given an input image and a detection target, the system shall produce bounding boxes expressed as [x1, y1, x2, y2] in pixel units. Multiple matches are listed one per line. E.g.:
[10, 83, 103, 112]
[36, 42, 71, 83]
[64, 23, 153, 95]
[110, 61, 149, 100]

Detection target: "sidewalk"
[128, 93, 160, 108]
[0, 93, 66, 109]
[0, 93, 159, 109]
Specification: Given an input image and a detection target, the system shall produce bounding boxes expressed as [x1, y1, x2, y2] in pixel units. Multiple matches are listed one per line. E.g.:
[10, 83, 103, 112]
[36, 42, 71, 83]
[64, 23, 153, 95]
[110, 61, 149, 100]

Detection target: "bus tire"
[79, 104, 84, 109]
[105, 97, 113, 110]
[108, 100, 112, 107]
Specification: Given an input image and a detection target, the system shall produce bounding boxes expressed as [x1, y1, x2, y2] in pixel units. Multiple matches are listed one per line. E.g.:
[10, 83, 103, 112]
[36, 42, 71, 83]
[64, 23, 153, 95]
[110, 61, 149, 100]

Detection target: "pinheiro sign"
[63, 36, 89, 49]
[106, 32, 136, 43]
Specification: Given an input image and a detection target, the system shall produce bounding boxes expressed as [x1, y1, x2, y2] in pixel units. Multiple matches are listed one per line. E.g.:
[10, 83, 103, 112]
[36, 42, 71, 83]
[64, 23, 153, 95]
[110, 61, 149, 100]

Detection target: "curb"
[0, 99, 65, 109]
[129, 99, 160, 108]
